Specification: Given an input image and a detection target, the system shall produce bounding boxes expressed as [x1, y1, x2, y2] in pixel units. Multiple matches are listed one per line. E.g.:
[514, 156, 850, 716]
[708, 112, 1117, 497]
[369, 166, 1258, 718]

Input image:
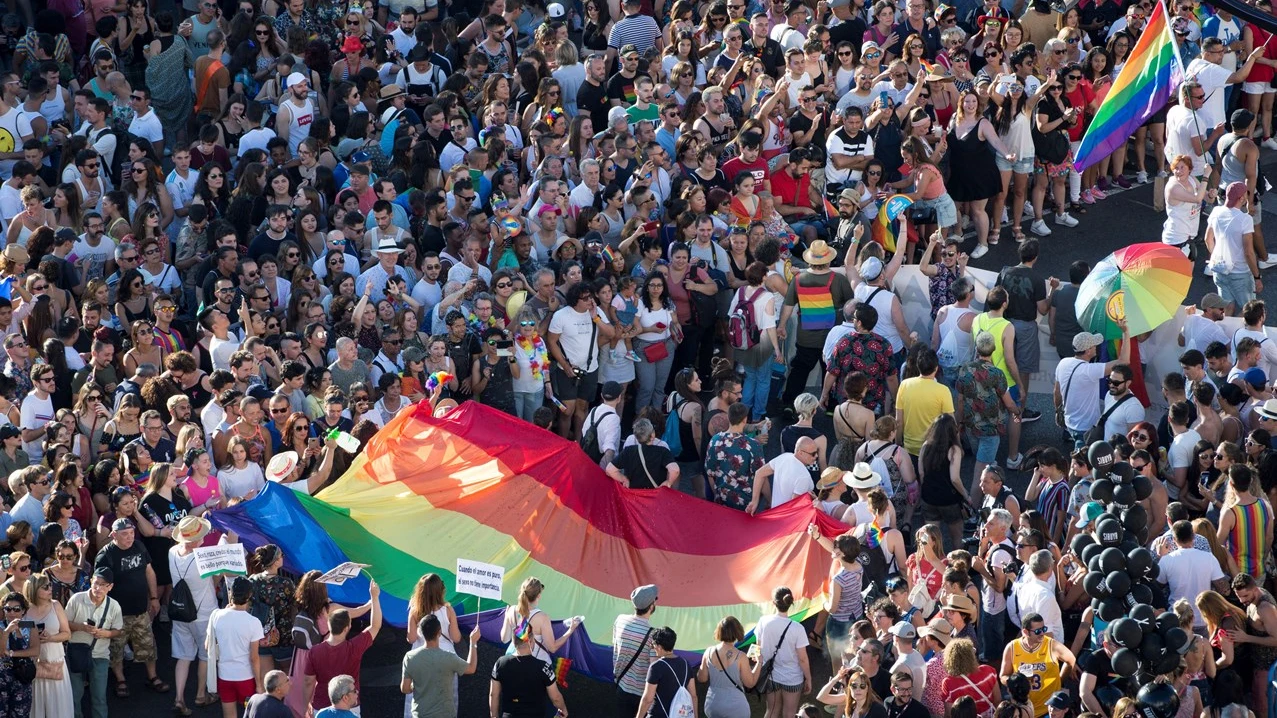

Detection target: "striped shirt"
[1036, 478, 1071, 543]
[607, 15, 661, 53]
[1227, 499, 1273, 579]
[612, 614, 656, 697]
[830, 565, 864, 621]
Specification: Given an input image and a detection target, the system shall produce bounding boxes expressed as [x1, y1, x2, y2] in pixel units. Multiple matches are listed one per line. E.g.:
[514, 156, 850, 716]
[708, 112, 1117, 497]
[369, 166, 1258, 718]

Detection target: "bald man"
[746, 436, 819, 515]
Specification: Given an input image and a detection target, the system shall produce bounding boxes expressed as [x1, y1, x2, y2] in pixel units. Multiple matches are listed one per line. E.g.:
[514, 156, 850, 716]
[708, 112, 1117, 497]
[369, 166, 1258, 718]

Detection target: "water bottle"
[326, 428, 361, 453]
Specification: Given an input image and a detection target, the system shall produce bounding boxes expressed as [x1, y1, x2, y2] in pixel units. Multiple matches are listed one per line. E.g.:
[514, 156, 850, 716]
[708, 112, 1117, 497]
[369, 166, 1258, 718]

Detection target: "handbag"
[642, 340, 669, 363]
[1083, 393, 1137, 445]
[67, 596, 111, 674]
[35, 659, 64, 681]
[750, 620, 793, 696]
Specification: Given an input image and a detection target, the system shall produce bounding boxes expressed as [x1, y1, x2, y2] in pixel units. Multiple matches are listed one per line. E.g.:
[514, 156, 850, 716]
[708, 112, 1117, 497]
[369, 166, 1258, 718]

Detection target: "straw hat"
[174, 515, 211, 544]
[266, 451, 300, 483]
[802, 240, 836, 265]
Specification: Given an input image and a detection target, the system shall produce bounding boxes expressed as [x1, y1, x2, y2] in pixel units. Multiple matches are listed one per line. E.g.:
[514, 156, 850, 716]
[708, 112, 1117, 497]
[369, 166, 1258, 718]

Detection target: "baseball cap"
[1074, 500, 1104, 529]
[608, 105, 628, 125]
[888, 621, 917, 639]
[1072, 332, 1105, 352]
[601, 381, 622, 400]
[0, 425, 18, 441]
[286, 71, 307, 87]
[859, 256, 884, 282]
[92, 566, 114, 583]
[547, 2, 566, 18]
[631, 584, 658, 610]
[230, 576, 254, 604]
[111, 518, 133, 532]
[1245, 367, 1268, 390]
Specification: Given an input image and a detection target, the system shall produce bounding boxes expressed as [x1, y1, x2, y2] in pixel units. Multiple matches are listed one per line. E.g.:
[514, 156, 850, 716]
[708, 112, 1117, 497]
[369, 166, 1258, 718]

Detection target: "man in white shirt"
[1157, 520, 1229, 628]
[75, 97, 117, 172]
[1011, 549, 1065, 641]
[1167, 400, 1202, 500]
[971, 508, 1016, 663]
[1165, 81, 1221, 179]
[207, 577, 265, 706]
[66, 567, 125, 715]
[1053, 326, 1131, 447]
[746, 437, 819, 514]
[10, 466, 50, 530]
[822, 301, 857, 366]
[0, 160, 33, 224]
[19, 364, 55, 461]
[888, 622, 927, 690]
[1101, 363, 1146, 440]
[583, 382, 624, 468]
[547, 283, 615, 438]
[569, 159, 602, 216]
[1181, 293, 1230, 353]
[1186, 38, 1261, 130]
[237, 103, 275, 158]
[825, 107, 874, 188]
[388, 6, 420, 55]
[445, 237, 493, 286]
[126, 89, 164, 157]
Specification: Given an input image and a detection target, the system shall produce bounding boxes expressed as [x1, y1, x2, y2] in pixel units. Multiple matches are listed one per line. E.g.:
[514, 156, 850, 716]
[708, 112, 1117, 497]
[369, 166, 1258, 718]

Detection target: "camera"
[572, 366, 585, 379]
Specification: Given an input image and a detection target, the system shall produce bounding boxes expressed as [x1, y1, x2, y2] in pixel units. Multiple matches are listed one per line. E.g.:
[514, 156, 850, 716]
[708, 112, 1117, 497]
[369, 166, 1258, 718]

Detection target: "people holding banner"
[401, 613, 481, 718]
[500, 577, 583, 668]
[305, 578, 382, 714]
[167, 516, 218, 716]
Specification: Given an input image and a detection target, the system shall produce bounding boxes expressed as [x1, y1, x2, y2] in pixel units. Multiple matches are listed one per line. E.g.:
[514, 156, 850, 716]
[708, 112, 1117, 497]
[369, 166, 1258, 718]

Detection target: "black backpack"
[858, 530, 892, 606]
[167, 557, 198, 623]
[580, 406, 612, 463]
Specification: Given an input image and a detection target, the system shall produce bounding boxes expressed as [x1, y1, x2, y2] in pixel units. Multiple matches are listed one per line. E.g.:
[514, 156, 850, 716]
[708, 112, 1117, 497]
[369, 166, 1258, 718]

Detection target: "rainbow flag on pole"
[1074, 0, 1183, 171]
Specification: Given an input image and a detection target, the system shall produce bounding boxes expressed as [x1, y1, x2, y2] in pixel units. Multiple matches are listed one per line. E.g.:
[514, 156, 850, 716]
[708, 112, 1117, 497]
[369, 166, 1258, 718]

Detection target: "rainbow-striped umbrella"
[1075, 243, 1192, 340]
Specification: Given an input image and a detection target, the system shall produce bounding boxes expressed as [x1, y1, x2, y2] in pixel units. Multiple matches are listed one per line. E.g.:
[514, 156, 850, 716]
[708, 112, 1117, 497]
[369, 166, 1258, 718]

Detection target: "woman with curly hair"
[189, 161, 230, 219]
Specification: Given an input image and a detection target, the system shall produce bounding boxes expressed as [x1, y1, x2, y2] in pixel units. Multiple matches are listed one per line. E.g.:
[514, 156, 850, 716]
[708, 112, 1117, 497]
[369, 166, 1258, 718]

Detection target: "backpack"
[662, 398, 685, 457]
[249, 592, 280, 647]
[728, 287, 765, 350]
[656, 658, 695, 718]
[580, 406, 612, 463]
[988, 542, 1018, 598]
[167, 553, 198, 623]
[857, 527, 892, 605]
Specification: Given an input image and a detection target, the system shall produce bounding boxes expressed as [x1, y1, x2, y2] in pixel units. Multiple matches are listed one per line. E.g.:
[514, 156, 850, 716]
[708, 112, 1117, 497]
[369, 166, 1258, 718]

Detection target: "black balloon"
[1111, 461, 1136, 483]
[1110, 617, 1144, 649]
[1114, 483, 1137, 506]
[1100, 547, 1127, 573]
[1096, 518, 1123, 547]
[1107, 570, 1132, 597]
[1127, 547, 1156, 579]
[1071, 533, 1097, 557]
[1082, 543, 1104, 565]
[1089, 441, 1116, 471]
[1132, 474, 1153, 501]
[1156, 612, 1179, 636]
[1084, 570, 1109, 598]
[1099, 598, 1127, 623]
[1119, 539, 1140, 556]
[1164, 627, 1190, 654]
[1092, 477, 1117, 503]
[1137, 681, 1181, 718]
[1140, 632, 1165, 662]
[1122, 504, 1149, 534]
[1130, 583, 1154, 606]
[1112, 647, 1141, 676]
[1130, 604, 1158, 634]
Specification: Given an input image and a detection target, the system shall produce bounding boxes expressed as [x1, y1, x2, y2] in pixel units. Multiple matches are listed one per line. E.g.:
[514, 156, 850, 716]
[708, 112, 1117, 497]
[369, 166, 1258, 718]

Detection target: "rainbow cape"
[1074, 0, 1184, 171]
[209, 402, 846, 680]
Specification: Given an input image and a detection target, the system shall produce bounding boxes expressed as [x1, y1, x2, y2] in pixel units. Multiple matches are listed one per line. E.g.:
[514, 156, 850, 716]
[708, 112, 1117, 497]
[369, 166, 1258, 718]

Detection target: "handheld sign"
[316, 562, 371, 586]
[456, 558, 504, 614]
[193, 545, 248, 579]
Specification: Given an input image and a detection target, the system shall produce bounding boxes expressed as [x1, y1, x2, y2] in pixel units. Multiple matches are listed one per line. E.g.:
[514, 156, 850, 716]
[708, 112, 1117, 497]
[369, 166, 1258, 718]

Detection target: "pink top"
[181, 472, 223, 546]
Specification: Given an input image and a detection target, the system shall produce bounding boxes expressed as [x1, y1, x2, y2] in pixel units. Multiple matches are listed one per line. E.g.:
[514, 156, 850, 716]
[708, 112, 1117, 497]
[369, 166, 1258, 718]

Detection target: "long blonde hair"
[517, 577, 544, 618]
[1197, 589, 1247, 633]
[409, 573, 447, 618]
[1193, 518, 1234, 578]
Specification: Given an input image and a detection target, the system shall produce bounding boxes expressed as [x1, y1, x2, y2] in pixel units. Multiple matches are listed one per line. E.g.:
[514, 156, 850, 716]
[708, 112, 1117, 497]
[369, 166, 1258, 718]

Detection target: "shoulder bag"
[750, 619, 793, 696]
[1056, 361, 1083, 429]
[67, 596, 112, 674]
[1082, 393, 1137, 445]
[614, 626, 653, 685]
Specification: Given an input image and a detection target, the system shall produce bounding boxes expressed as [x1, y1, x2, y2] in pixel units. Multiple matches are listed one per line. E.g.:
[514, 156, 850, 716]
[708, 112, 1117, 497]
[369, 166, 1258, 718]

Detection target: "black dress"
[946, 122, 1002, 202]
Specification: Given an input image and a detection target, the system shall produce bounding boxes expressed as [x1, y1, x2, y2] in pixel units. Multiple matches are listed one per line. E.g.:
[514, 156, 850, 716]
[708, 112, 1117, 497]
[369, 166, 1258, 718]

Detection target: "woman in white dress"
[24, 573, 73, 718]
[1162, 153, 1211, 257]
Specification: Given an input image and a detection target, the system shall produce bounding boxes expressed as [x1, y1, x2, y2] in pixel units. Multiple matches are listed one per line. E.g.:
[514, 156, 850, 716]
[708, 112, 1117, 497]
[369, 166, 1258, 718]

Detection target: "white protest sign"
[456, 559, 504, 601]
[316, 562, 370, 586]
[193, 545, 247, 578]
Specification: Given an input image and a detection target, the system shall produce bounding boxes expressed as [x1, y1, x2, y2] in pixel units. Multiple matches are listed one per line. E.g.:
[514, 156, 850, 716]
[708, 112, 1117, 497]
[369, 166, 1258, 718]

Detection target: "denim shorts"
[915, 194, 959, 228]
[1214, 270, 1256, 308]
[973, 434, 1000, 464]
[996, 154, 1034, 174]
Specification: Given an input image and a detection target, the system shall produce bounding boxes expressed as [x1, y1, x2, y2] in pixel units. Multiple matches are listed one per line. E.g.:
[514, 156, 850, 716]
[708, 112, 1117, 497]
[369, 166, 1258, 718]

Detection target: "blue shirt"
[315, 709, 358, 718]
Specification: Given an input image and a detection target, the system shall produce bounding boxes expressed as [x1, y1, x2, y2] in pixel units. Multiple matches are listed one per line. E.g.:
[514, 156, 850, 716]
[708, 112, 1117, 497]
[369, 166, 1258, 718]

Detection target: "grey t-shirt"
[328, 360, 370, 396]
[403, 646, 469, 718]
[1050, 283, 1082, 359]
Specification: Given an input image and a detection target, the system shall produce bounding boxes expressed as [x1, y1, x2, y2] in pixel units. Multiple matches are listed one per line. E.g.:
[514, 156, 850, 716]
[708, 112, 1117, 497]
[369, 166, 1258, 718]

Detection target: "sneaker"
[1091, 187, 1107, 200]
[970, 243, 989, 259]
[1082, 189, 1095, 205]
[1056, 212, 1079, 227]
[1021, 408, 1042, 423]
[1005, 453, 1025, 470]
[1136, 171, 1149, 184]
[1024, 200, 1034, 217]
[626, 350, 643, 363]
[1001, 207, 1009, 225]
[1264, 138, 1277, 151]
[1097, 177, 1111, 192]
[610, 347, 626, 361]
[1115, 175, 1132, 189]
[1031, 219, 1052, 236]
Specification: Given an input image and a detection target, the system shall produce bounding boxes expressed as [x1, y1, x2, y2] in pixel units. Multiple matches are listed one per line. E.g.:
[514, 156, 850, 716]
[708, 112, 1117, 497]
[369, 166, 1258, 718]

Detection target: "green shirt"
[403, 645, 469, 718]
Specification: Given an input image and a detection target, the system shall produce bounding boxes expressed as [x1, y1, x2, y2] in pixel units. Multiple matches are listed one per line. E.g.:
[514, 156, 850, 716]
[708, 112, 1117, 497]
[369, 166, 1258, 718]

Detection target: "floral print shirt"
[955, 358, 1008, 438]
[826, 331, 892, 411]
[704, 431, 765, 510]
[249, 572, 297, 649]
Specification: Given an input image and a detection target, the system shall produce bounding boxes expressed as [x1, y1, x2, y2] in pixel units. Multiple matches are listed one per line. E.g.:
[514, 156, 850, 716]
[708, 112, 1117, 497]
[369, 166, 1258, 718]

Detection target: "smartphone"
[308, 437, 320, 452]
[0, 555, 8, 570]
[643, 221, 659, 232]
[879, 91, 889, 106]
[17, 620, 34, 629]
[496, 340, 513, 349]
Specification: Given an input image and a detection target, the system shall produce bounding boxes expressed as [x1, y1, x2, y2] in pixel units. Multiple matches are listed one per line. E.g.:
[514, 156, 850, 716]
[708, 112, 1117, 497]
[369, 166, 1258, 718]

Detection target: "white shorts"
[1242, 82, 1276, 95]
[171, 618, 209, 662]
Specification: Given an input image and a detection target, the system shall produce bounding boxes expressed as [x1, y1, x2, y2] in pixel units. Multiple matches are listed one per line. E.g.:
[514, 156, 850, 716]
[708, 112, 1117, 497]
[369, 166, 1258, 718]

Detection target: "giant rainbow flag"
[1073, 0, 1184, 172]
[210, 401, 847, 680]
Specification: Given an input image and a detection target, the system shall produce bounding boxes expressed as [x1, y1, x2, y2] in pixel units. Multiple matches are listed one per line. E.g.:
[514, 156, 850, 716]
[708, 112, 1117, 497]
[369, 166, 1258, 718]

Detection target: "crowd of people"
[0, 0, 1271, 714]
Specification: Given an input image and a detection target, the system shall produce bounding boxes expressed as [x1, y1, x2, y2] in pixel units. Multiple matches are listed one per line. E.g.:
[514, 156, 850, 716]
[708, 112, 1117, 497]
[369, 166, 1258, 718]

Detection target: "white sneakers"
[970, 244, 989, 259]
[1056, 212, 1079, 227]
[1136, 171, 1149, 184]
[1263, 138, 1277, 151]
[1031, 219, 1052, 236]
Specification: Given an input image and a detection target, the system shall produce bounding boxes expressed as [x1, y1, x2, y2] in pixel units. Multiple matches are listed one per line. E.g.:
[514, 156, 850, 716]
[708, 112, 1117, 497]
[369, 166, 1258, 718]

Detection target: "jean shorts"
[914, 194, 959, 228]
[1214, 270, 1256, 308]
[996, 154, 1035, 174]
[973, 434, 1000, 464]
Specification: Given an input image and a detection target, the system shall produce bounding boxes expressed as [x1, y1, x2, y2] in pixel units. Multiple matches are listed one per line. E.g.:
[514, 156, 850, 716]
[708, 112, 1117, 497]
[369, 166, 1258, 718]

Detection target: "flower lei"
[516, 333, 550, 380]
[467, 312, 498, 337]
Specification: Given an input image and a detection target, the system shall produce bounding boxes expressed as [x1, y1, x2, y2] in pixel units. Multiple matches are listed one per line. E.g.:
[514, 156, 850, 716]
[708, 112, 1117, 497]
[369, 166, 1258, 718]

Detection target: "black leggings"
[782, 345, 825, 407]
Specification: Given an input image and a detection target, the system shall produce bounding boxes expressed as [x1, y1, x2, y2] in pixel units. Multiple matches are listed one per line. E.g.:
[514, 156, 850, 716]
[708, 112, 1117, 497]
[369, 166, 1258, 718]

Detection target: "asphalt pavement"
[108, 164, 1277, 718]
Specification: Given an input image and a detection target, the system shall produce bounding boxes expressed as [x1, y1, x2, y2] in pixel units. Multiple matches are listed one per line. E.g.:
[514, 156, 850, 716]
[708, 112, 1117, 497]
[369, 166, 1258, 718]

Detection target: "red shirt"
[305, 630, 373, 709]
[1064, 81, 1096, 142]
[940, 664, 999, 715]
[721, 156, 770, 186]
[770, 168, 814, 213]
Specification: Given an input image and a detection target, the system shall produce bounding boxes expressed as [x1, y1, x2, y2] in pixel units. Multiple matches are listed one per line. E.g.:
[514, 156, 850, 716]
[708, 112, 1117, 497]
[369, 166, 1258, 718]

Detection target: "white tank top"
[39, 85, 66, 127]
[1162, 178, 1201, 245]
[283, 98, 315, 156]
[854, 283, 904, 353]
[937, 306, 978, 368]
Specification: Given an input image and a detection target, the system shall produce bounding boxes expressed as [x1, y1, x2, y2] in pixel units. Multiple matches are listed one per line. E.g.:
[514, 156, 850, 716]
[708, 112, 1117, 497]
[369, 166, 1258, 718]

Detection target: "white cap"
[286, 72, 308, 87]
[547, 2, 566, 18]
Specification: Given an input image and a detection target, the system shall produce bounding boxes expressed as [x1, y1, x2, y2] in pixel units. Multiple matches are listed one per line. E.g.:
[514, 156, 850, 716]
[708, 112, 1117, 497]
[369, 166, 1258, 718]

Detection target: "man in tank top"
[276, 72, 315, 157]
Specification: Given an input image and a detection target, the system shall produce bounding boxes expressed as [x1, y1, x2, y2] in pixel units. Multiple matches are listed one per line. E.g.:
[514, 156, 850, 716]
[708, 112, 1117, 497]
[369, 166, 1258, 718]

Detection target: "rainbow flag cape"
[871, 194, 914, 252]
[1074, 0, 1184, 171]
[209, 402, 846, 680]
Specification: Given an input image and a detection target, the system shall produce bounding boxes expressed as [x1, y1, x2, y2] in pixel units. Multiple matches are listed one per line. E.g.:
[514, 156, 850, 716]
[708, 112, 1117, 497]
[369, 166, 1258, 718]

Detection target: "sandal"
[116, 682, 130, 699]
[173, 703, 192, 717]
[148, 676, 171, 693]
[1011, 228, 1026, 243]
[194, 695, 219, 708]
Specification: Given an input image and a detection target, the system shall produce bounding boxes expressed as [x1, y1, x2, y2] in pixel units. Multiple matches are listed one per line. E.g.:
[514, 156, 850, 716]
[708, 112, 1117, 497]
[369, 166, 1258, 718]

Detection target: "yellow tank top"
[1011, 636, 1060, 717]
[971, 313, 1015, 388]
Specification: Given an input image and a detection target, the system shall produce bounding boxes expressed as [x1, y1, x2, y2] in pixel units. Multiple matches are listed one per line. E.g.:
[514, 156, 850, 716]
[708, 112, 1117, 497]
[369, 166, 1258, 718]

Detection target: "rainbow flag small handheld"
[871, 195, 914, 252]
[425, 372, 454, 393]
